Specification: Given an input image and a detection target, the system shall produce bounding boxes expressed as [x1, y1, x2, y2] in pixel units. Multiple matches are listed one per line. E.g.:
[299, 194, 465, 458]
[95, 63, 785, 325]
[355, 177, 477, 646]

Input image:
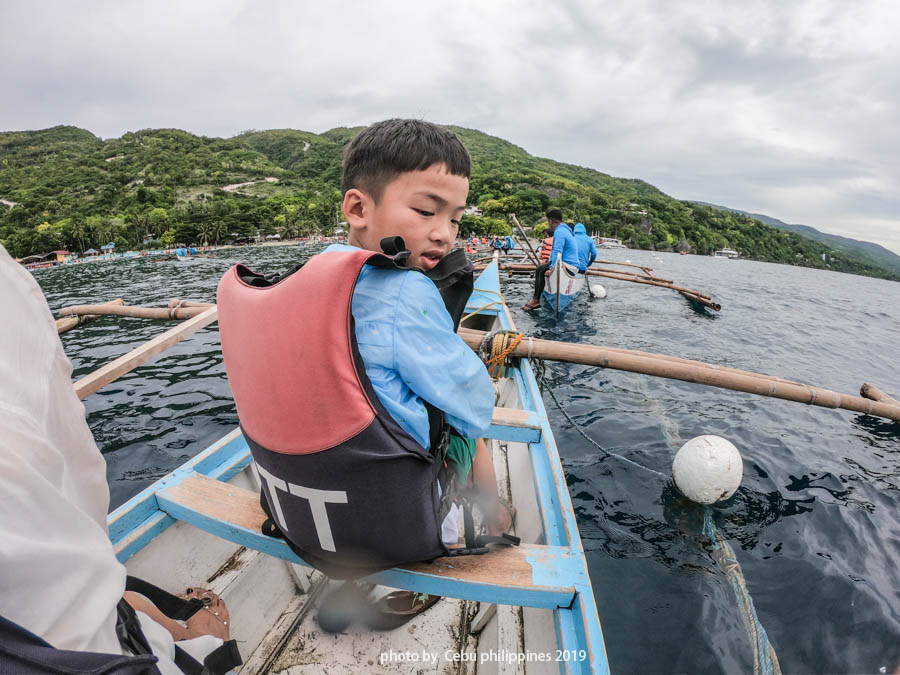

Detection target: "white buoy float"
[590, 283, 607, 299]
[672, 435, 743, 504]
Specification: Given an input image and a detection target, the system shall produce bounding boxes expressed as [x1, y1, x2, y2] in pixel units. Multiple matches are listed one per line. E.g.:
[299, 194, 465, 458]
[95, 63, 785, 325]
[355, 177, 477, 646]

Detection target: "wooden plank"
[492, 406, 534, 428]
[156, 472, 579, 609]
[74, 306, 218, 399]
[488, 406, 542, 443]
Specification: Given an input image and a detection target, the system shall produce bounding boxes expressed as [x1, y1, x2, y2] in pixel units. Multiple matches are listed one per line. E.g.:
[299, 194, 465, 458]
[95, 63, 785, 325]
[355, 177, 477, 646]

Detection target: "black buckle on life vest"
[379, 236, 412, 267]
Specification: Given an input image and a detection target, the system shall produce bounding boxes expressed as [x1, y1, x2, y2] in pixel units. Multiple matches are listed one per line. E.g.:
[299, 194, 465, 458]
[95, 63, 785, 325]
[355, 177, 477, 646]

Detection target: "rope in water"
[703, 510, 782, 675]
[543, 379, 670, 479]
[636, 375, 781, 675]
[477, 329, 781, 674]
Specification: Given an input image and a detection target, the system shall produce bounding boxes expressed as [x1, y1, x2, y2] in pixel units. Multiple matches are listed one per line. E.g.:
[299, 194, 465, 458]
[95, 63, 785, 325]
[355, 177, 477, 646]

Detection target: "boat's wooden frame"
[543, 253, 586, 316]
[107, 257, 609, 674]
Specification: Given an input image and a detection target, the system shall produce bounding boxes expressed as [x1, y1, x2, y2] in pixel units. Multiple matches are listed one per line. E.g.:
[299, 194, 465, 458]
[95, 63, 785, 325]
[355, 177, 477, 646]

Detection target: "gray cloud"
[1, 0, 898, 253]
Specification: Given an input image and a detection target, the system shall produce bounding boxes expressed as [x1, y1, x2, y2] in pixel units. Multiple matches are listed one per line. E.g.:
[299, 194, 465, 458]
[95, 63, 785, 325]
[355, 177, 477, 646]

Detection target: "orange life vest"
[539, 236, 554, 263]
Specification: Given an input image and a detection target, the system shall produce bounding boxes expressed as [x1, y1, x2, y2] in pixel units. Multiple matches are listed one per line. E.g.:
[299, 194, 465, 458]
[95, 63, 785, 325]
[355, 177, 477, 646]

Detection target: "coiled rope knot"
[479, 330, 526, 379]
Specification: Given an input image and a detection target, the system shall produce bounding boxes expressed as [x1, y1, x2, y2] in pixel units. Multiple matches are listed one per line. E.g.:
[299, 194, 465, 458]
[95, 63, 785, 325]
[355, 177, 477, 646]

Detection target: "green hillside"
[1, 124, 896, 281]
[696, 202, 900, 277]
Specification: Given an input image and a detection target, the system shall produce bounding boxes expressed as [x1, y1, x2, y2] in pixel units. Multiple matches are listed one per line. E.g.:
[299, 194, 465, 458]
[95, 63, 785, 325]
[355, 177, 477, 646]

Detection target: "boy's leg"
[471, 439, 514, 536]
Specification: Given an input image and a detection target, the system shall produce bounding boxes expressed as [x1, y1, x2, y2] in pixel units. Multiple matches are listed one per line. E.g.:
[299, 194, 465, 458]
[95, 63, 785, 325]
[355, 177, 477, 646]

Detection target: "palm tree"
[71, 220, 86, 253]
[197, 222, 213, 245]
[278, 221, 299, 240]
[209, 221, 226, 246]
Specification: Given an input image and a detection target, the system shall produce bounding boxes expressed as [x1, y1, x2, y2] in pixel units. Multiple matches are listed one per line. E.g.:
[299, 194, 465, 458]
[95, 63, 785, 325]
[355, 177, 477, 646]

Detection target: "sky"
[2, 0, 899, 254]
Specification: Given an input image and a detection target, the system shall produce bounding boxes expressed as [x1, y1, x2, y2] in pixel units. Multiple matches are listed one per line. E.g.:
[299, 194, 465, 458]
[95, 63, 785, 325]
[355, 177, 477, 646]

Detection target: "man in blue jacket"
[573, 223, 597, 273]
[522, 209, 580, 310]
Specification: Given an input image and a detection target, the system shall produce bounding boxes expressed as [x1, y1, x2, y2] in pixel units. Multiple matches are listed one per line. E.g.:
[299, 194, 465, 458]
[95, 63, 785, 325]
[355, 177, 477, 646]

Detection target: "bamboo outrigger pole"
[59, 303, 211, 321]
[460, 328, 900, 422]
[65, 301, 896, 421]
[510, 214, 542, 266]
[475, 261, 721, 311]
[860, 383, 900, 407]
[73, 306, 218, 399]
[56, 298, 124, 334]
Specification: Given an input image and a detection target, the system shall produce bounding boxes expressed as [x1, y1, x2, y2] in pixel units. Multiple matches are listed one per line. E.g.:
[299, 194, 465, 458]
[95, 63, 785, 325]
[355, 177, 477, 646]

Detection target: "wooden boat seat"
[487, 406, 542, 443]
[156, 472, 581, 609]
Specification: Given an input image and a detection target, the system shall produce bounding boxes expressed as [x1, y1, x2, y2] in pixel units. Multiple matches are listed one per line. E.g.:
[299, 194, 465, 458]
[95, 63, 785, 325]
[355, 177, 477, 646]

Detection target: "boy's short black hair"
[341, 119, 471, 201]
[546, 209, 563, 222]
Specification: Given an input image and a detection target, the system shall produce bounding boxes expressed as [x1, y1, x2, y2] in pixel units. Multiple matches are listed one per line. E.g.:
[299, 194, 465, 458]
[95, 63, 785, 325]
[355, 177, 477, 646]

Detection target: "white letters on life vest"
[256, 465, 348, 553]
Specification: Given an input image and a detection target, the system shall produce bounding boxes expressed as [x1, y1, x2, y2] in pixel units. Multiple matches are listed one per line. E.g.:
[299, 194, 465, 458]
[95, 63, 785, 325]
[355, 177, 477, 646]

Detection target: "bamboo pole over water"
[860, 383, 900, 407]
[510, 214, 542, 266]
[475, 261, 720, 310]
[458, 327, 900, 422]
[73, 306, 218, 399]
[167, 299, 214, 308]
[56, 298, 124, 334]
[593, 259, 655, 274]
[59, 303, 211, 320]
[499, 262, 677, 286]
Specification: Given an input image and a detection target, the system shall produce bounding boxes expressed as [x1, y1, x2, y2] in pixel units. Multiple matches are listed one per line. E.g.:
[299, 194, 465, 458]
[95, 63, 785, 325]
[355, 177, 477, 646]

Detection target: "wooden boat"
[542, 253, 586, 315]
[107, 255, 609, 674]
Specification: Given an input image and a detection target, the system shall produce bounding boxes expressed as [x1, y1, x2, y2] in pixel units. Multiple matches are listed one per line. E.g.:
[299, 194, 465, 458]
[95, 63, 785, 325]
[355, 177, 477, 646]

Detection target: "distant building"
[464, 206, 483, 217]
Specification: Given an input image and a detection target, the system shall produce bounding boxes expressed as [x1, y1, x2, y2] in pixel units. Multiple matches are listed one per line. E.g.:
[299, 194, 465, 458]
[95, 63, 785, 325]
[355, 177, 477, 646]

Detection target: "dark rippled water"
[36, 246, 900, 674]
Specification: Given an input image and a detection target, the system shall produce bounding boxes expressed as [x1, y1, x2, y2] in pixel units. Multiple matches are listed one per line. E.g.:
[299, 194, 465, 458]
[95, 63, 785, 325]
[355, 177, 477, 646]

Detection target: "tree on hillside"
[148, 207, 168, 238]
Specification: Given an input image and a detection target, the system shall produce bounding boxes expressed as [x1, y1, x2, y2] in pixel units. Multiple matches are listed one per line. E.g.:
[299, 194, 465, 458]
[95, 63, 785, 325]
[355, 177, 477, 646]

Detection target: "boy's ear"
[343, 188, 369, 234]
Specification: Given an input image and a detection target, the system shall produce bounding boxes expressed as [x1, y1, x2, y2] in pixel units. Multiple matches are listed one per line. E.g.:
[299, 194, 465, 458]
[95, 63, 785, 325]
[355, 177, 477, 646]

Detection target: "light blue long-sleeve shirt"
[322, 244, 494, 449]
[549, 223, 581, 269]
[573, 223, 597, 272]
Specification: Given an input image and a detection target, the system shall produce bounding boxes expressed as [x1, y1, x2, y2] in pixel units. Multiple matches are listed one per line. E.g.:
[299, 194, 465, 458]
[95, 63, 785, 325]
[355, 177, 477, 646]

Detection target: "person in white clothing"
[0, 243, 228, 674]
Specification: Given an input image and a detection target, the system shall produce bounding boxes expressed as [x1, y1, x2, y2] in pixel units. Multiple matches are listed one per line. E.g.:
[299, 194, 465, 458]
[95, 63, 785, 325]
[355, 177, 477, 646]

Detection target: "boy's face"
[343, 163, 468, 271]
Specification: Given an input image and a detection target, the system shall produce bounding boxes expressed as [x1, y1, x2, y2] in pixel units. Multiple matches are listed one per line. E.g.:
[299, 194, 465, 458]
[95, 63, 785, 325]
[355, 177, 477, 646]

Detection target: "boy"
[522, 209, 581, 310]
[329, 119, 511, 535]
[217, 119, 513, 629]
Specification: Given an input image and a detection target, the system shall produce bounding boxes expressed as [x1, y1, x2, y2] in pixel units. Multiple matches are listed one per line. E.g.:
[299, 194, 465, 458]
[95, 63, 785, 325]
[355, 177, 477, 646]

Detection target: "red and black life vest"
[217, 248, 450, 579]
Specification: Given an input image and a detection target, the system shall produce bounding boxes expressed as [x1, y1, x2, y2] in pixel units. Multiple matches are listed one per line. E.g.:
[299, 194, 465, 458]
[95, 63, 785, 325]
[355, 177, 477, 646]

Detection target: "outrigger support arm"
[462, 327, 900, 423]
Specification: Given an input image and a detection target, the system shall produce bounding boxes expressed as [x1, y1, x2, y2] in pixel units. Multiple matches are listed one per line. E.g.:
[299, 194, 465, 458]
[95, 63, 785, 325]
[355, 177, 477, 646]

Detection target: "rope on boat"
[478, 328, 670, 477]
[461, 286, 508, 324]
[479, 330, 525, 379]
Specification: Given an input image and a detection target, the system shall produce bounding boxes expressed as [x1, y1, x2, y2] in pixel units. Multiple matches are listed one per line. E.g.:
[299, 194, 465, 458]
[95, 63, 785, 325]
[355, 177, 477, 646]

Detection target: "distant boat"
[174, 246, 197, 262]
[543, 253, 585, 315]
[712, 248, 740, 259]
[594, 236, 627, 249]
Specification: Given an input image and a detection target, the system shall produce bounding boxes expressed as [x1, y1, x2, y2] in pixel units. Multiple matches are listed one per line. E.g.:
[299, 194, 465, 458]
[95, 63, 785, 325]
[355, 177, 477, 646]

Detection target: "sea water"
[35, 246, 900, 674]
